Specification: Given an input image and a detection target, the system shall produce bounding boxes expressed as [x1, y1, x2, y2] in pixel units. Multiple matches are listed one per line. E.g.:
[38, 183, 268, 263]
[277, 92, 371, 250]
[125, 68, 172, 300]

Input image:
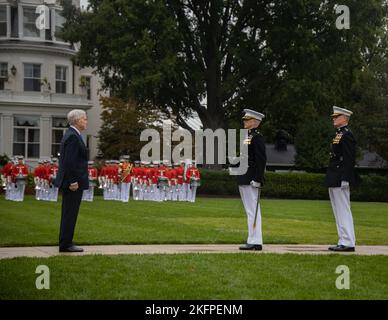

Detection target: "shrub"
[197, 169, 388, 202]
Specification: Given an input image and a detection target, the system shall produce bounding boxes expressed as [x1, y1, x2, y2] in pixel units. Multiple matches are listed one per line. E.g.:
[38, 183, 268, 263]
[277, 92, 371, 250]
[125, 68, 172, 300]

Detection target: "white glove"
[250, 180, 261, 188]
[341, 181, 349, 188]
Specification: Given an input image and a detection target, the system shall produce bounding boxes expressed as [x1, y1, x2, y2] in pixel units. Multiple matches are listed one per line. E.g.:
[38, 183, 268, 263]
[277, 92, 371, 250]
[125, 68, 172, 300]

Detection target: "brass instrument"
[120, 163, 133, 183]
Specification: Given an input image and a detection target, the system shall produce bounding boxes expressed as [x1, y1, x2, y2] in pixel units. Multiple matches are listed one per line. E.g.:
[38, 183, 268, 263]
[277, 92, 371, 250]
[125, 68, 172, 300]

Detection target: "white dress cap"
[242, 109, 265, 121]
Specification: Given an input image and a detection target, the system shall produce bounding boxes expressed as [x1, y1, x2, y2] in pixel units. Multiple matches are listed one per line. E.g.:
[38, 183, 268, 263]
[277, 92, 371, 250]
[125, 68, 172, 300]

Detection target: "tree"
[60, 0, 388, 165]
[294, 117, 333, 172]
[98, 97, 146, 159]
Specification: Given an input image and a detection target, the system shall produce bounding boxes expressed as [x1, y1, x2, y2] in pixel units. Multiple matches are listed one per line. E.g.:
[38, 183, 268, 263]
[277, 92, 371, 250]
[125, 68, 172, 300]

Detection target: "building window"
[52, 117, 68, 157]
[0, 62, 7, 90]
[23, 7, 39, 38]
[80, 76, 91, 100]
[11, 6, 18, 38]
[55, 66, 67, 93]
[24, 63, 41, 92]
[13, 116, 40, 158]
[54, 10, 65, 41]
[0, 6, 6, 37]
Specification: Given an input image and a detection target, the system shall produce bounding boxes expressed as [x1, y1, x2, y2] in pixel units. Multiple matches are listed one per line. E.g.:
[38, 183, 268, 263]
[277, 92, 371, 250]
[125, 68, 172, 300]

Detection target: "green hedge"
[8, 170, 388, 202]
[197, 169, 388, 202]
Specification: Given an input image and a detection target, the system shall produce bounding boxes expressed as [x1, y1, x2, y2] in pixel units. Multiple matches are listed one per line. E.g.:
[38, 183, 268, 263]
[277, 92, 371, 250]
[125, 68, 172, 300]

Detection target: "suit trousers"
[239, 185, 263, 245]
[59, 188, 83, 249]
[328, 186, 356, 247]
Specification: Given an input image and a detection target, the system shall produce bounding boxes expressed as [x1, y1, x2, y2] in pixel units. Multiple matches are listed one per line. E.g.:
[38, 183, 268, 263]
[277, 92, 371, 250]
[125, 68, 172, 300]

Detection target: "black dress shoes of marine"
[239, 244, 262, 251]
[59, 245, 84, 253]
[328, 245, 355, 252]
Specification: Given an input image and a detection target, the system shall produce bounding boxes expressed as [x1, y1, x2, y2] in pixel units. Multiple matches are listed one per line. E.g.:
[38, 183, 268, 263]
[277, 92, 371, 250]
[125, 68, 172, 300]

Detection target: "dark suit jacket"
[324, 126, 357, 188]
[238, 128, 267, 186]
[54, 127, 89, 190]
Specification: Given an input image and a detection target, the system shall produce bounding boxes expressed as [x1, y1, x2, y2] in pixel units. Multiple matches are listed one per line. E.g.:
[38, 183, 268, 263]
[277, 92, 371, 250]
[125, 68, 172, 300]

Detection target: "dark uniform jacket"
[54, 127, 89, 191]
[324, 125, 356, 188]
[238, 128, 267, 186]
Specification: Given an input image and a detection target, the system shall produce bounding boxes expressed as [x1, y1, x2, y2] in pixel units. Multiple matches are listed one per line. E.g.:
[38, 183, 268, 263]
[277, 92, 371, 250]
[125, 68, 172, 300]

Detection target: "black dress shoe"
[59, 245, 84, 253]
[328, 245, 355, 252]
[239, 244, 262, 251]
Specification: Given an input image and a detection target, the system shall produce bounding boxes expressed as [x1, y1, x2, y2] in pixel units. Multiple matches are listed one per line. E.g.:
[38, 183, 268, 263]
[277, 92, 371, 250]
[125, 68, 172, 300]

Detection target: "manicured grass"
[0, 196, 387, 246]
[0, 253, 387, 299]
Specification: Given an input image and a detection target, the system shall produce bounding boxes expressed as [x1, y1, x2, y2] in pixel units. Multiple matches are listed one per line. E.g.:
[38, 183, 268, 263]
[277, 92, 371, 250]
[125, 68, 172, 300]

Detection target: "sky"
[80, 0, 89, 10]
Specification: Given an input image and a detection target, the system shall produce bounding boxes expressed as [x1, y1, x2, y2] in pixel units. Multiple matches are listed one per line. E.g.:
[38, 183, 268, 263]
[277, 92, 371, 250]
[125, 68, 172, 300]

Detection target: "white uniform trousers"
[239, 185, 263, 245]
[171, 186, 178, 201]
[11, 183, 25, 202]
[120, 183, 131, 202]
[187, 185, 192, 202]
[5, 183, 10, 200]
[328, 187, 356, 247]
[48, 185, 59, 202]
[132, 182, 140, 200]
[178, 183, 188, 201]
[82, 187, 94, 202]
[188, 186, 197, 202]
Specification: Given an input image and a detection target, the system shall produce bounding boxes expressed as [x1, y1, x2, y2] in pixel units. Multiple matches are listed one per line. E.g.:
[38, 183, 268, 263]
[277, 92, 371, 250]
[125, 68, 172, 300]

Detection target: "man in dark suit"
[325, 106, 357, 252]
[55, 109, 89, 252]
[238, 109, 267, 251]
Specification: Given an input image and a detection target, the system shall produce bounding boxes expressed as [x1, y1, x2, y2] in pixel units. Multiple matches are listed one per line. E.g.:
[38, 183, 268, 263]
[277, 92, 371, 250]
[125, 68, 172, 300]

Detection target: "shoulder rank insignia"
[332, 132, 343, 144]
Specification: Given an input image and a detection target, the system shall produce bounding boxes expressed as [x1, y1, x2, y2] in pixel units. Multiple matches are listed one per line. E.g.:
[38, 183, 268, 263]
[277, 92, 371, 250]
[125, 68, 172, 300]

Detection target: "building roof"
[265, 144, 388, 169]
[357, 150, 388, 169]
[266, 144, 296, 166]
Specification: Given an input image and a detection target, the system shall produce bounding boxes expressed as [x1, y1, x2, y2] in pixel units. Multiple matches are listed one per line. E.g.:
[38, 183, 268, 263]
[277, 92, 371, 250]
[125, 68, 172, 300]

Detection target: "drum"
[157, 176, 169, 187]
[89, 178, 97, 187]
[190, 177, 201, 187]
[15, 175, 27, 185]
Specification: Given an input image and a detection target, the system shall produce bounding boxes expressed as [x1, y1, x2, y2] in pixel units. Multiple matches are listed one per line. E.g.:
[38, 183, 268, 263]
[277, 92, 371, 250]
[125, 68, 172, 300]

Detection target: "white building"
[0, 0, 103, 168]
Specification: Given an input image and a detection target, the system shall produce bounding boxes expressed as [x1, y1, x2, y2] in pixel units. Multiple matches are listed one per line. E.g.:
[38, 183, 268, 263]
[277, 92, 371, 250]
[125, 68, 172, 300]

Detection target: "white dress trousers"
[328, 186, 356, 247]
[239, 185, 263, 245]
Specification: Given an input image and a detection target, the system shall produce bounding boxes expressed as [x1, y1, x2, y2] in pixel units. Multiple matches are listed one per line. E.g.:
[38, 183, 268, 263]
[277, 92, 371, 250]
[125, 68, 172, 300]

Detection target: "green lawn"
[1, 196, 387, 300]
[0, 196, 387, 246]
[1, 253, 387, 299]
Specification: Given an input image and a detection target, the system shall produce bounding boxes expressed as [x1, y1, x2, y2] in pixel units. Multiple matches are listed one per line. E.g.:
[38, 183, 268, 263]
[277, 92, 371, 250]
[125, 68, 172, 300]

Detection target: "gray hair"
[67, 109, 86, 126]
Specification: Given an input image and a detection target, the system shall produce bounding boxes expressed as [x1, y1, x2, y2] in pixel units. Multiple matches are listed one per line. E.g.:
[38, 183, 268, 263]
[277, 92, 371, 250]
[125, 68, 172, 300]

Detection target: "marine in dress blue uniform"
[238, 109, 266, 251]
[325, 106, 357, 252]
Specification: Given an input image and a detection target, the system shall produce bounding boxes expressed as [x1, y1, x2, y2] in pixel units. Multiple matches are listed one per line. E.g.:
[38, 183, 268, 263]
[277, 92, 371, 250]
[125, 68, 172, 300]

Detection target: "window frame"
[55, 65, 67, 94]
[13, 115, 40, 159]
[0, 62, 8, 90]
[0, 5, 7, 37]
[23, 63, 41, 92]
[51, 117, 68, 157]
[21, 5, 41, 39]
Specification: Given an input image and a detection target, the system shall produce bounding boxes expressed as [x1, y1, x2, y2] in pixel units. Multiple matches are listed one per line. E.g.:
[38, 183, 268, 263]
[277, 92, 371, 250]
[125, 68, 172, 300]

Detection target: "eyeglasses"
[242, 118, 254, 121]
[332, 115, 341, 119]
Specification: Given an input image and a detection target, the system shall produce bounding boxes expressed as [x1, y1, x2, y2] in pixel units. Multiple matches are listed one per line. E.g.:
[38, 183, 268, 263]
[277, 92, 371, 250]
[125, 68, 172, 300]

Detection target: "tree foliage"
[98, 97, 145, 159]
[60, 0, 388, 167]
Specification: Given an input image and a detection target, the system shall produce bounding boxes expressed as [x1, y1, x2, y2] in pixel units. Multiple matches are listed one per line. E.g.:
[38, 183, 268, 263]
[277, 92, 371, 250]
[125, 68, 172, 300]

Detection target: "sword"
[253, 186, 261, 229]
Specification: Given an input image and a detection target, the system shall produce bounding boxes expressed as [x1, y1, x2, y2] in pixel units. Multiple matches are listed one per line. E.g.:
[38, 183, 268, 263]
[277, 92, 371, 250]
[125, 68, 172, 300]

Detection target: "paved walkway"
[1, 244, 388, 259]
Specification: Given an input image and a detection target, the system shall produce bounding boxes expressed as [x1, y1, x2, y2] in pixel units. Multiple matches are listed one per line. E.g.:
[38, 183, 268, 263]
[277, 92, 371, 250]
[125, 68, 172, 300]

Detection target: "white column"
[40, 116, 51, 158]
[6, 5, 11, 38]
[50, 8, 55, 40]
[18, 4, 23, 39]
[1, 114, 13, 156]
